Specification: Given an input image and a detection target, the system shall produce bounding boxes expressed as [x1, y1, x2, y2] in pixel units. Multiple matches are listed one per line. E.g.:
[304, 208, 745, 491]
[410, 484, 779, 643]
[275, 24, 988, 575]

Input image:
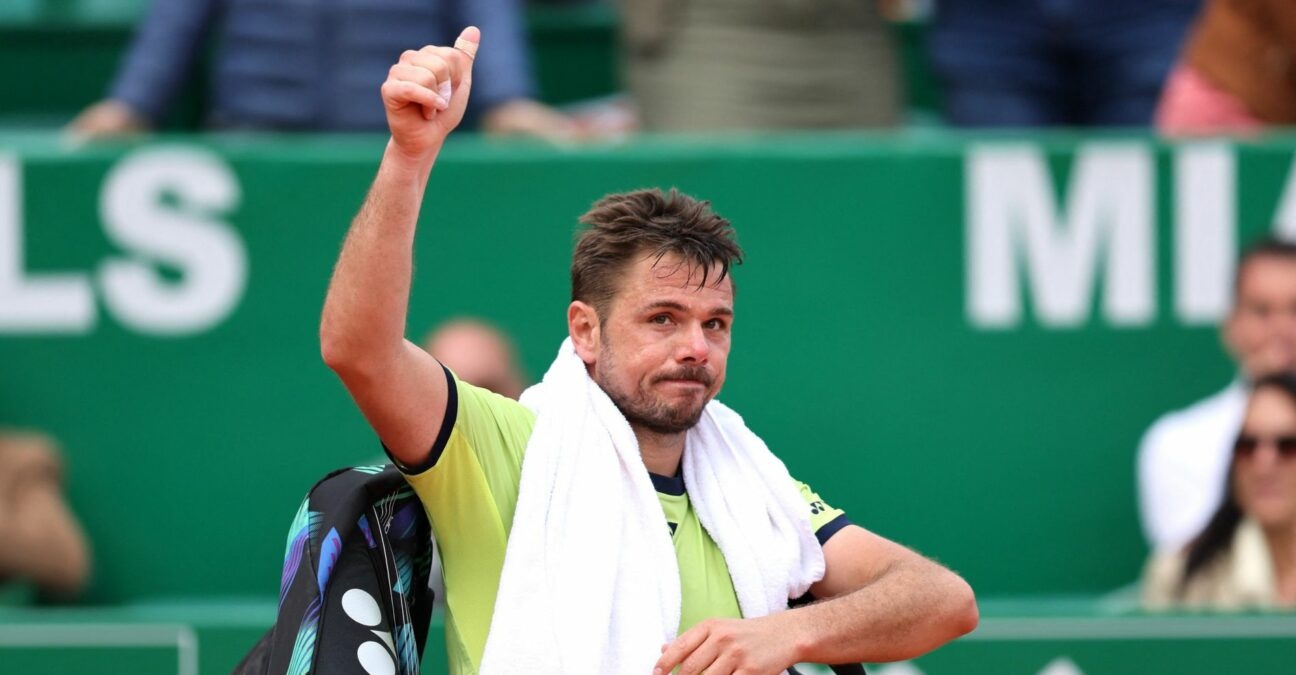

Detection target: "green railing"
[3, 598, 1293, 674]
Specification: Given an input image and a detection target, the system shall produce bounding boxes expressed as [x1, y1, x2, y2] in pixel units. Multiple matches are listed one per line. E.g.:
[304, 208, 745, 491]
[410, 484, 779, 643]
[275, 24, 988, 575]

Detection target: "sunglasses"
[1233, 434, 1296, 459]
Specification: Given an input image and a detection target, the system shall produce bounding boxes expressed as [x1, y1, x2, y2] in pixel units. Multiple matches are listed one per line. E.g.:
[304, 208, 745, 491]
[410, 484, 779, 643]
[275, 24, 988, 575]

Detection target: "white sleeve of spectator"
[1137, 421, 1199, 551]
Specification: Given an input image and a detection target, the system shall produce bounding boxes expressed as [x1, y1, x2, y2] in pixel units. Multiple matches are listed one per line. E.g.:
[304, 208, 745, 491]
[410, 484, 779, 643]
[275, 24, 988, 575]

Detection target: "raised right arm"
[320, 28, 480, 468]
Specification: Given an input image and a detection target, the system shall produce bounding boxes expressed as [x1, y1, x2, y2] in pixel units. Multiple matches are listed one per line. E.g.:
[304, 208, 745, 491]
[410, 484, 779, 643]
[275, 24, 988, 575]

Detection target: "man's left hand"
[653, 615, 801, 675]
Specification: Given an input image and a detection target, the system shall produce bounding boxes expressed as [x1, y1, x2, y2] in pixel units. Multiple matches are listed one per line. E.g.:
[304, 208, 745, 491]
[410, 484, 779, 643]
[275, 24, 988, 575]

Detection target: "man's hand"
[654, 615, 801, 675]
[481, 98, 581, 143]
[66, 100, 149, 140]
[381, 26, 480, 163]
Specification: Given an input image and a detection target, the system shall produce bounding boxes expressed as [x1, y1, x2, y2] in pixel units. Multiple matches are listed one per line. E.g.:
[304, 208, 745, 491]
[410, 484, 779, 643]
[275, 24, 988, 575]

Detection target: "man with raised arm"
[320, 27, 977, 675]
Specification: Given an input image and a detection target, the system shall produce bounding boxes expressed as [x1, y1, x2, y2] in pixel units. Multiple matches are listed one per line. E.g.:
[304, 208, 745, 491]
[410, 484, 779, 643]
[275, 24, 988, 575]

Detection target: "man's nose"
[676, 322, 709, 362]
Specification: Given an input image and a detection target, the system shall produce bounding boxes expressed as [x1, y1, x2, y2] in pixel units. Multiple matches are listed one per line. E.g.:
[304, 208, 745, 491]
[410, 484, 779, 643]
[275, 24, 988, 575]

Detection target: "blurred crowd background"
[16, 0, 1294, 137]
[3, 0, 1296, 673]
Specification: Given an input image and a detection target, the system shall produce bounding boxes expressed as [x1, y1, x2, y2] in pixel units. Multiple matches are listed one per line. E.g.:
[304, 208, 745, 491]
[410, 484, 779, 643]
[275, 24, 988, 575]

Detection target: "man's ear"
[568, 301, 600, 364]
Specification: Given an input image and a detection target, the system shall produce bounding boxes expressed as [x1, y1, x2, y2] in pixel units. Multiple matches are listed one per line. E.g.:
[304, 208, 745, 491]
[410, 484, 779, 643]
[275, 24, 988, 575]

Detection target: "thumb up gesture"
[381, 26, 480, 161]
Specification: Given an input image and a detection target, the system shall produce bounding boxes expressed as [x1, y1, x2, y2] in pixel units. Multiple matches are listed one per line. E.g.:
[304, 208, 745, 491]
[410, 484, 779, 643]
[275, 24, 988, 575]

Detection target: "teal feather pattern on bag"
[283, 498, 312, 559]
[285, 599, 321, 675]
[393, 547, 412, 595]
[280, 500, 322, 608]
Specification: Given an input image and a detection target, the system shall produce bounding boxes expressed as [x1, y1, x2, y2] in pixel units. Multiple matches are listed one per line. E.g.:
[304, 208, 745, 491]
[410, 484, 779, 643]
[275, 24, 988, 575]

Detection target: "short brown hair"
[1235, 235, 1296, 299]
[571, 188, 743, 319]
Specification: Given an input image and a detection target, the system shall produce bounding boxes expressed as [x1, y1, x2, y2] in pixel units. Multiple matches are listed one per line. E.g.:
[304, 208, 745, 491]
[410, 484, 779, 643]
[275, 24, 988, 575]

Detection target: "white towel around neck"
[477, 338, 825, 674]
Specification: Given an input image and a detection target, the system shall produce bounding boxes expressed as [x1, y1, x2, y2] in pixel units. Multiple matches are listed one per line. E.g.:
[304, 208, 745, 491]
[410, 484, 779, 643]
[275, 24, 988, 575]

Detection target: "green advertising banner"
[2, 131, 1293, 605]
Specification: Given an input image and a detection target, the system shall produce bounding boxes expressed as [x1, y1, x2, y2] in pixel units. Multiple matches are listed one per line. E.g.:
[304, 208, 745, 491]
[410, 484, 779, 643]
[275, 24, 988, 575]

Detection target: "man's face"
[1226, 256, 1296, 379]
[590, 253, 733, 434]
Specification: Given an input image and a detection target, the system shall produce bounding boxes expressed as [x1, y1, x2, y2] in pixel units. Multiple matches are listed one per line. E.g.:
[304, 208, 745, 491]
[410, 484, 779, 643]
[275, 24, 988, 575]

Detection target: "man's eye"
[704, 319, 726, 330]
[651, 314, 671, 325]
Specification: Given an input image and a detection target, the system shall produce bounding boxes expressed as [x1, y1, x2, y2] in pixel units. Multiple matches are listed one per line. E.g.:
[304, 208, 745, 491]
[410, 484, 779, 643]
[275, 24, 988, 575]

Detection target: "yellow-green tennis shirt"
[394, 370, 850, 675]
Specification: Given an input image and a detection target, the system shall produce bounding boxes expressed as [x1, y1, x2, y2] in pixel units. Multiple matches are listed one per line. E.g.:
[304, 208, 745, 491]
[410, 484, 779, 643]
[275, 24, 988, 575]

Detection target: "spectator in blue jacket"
[928, 0, 1202, 127]
[68, 0, 576, 140]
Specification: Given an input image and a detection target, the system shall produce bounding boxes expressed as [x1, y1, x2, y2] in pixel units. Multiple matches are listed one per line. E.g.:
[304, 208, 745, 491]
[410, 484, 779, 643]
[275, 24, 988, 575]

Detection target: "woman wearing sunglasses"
[1142, 372, 1296, 610]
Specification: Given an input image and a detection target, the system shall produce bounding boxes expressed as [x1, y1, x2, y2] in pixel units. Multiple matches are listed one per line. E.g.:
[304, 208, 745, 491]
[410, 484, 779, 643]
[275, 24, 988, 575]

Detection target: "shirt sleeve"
[386, 370, 534, 666]
[1138, 417, 1213, 551]
[387, 367, 534, 547]
[794, 479, 851, 546]
[108, 0, 222, 124]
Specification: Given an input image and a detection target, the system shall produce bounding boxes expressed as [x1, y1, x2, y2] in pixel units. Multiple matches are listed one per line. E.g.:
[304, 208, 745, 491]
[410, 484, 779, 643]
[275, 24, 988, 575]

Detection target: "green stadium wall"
[2, 131, 1290, 603]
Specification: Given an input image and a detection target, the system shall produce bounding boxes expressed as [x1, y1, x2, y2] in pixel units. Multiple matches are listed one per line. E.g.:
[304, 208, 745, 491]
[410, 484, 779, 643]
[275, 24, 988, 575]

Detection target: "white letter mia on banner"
[0, 145, 246, 335]
[966, 142, 1296, 329]
[966, 143, 1154, 329]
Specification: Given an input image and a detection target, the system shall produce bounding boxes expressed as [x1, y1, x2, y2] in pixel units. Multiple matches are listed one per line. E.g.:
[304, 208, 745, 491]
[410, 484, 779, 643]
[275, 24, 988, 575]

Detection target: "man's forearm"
[779, 557, 978, 665]
[317, 31, 478, 465]
[320, 142, 439, 370]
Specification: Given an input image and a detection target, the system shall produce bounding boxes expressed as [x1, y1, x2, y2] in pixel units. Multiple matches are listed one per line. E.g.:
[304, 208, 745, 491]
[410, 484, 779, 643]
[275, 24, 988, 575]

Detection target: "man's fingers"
[676, 634, 723, 675]
[381, 80, 445, 114]
[454, 26, 480, 61]
[384, 29, 477, 122]
[698, 651, 739, 675]
[401, 53, 451, 89]
[654, 622, 711, 674]
[413, 45, 472, 101]
[388, 54, 455, 117]
[389, 64, 440, 96]
[408, 50, 454, 105]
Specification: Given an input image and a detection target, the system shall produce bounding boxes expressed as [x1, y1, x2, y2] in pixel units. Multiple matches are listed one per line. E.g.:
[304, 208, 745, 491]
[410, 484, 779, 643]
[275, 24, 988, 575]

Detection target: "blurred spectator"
[1139, 238, 1296, 552]
[1142, 372, 1296, 610]
[406, 316, 528, 608]
[928, 0, 1201, 127]
[67, 0, 579, 140]
[0, 431, 90, 596]
[1156, 0, 1296, 135]
[423, 318, 527, 399]
[620, 0, 900, 131]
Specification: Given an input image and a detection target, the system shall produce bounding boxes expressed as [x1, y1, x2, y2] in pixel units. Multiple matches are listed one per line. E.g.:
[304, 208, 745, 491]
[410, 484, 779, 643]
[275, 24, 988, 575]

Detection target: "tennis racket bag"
[235, 464, 435, 675]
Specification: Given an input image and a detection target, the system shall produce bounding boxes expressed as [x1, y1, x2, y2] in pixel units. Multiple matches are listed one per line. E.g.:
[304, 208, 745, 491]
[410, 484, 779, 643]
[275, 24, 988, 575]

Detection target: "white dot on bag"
[342, 588, 382, 627]
[357, 641, 395, 675]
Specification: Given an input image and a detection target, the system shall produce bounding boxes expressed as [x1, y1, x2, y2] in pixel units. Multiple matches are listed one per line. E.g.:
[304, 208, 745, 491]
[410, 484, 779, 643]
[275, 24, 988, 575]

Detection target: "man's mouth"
[653, 368, 713, 388]
[659, 379, 707, 389]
